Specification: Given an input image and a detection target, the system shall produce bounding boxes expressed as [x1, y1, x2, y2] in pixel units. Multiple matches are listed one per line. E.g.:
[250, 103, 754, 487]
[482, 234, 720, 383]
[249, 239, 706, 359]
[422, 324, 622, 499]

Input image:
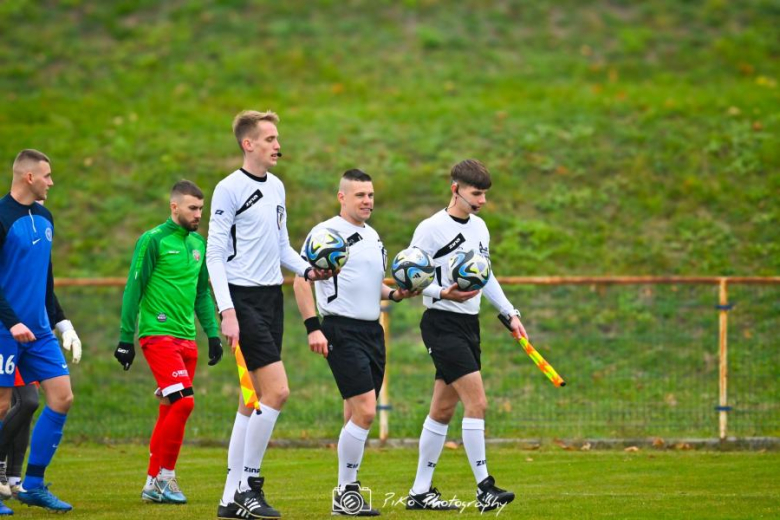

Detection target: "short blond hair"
[13, 149, 51, 176]
[232, 110, 280, 152]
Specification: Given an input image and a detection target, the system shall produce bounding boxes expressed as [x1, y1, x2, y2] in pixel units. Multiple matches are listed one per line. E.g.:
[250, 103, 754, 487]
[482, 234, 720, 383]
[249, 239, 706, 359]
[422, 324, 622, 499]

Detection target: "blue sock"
[23, 406, 67, 490]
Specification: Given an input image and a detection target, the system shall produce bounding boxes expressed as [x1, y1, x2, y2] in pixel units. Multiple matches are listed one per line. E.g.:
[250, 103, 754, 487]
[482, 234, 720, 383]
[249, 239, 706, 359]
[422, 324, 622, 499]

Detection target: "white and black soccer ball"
[449, 250, 491, 291]
[304, 228, 349, 270]
[391, 247, 435, 291]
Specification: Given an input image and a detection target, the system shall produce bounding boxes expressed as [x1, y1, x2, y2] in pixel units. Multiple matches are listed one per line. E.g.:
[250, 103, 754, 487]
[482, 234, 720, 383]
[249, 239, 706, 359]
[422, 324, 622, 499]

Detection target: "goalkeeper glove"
[208, 337, 223, 366]
[56, 320, 82, 364]
[114, 341, 135, 370]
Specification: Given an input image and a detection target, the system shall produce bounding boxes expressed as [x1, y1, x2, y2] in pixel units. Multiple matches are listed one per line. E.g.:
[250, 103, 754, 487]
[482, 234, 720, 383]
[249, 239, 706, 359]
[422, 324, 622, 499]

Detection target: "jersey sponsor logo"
[433, 233, 466, 259]
[172, 369, 189, 378]
[166, 250, 180, 255]
[192, 249, 201, 261]
[45, 227, 53, 241]
[346, 232, 363, 246]
[276, 205, 284, 229]
[157, 313, 167, 322]
[236, 189, 264, 216]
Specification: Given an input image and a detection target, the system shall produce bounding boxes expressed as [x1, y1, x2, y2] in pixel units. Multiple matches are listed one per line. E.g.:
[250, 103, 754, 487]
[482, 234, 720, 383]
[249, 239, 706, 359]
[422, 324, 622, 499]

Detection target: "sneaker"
[158, 477, 187, 504]
[0, 464, 10, 501]
[233, 477, 281, 519]
[16, 484, 73, 513]
[332, 482, 379, 516]
[406, 486, 458, 510]
[476, 476, 514, 512]
[217, 502, 251, 519]
[0, 500, 11, 516]
[141, 478, 163, 503]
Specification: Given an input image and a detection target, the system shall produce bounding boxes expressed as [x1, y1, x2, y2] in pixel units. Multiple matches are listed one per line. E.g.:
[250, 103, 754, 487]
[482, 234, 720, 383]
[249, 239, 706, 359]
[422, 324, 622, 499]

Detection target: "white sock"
[145, 475, 155, 488]
[7, 477, 21, 487]
[158, 468, 175, 480]
[241, 403, 280, 489]
[221, 412, 250, 505]
[338, 420, 370, 487]
[411, 416, 448, 495]
[462, 417, 489, 483]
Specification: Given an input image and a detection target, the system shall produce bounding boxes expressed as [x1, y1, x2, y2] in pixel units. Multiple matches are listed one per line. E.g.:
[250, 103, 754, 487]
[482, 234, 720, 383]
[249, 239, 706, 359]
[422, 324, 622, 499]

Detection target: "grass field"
[5, 444, 777, 519]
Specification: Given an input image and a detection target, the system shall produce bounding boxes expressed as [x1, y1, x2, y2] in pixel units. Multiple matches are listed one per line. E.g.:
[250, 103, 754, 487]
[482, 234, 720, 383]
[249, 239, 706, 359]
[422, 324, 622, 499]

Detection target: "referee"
[293, 169, 418, 516]
[207, 110, 331, 520]
[405, 159, 527, 513]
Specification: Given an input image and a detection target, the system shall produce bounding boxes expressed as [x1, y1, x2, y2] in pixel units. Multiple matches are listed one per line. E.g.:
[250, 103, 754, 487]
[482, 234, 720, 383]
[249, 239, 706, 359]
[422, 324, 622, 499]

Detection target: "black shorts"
[420, 309, 481, 385]
[321, 316, 385, 399]
[230, 284, 284, 371]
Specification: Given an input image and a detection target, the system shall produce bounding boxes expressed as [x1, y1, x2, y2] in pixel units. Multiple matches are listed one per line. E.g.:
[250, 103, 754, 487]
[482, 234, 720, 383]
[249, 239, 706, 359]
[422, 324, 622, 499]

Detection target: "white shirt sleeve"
[482, 274, 515, 317]
[277, 193, 310, 277]
[411, 219, 444, 299]
[206, 183, 237, 313]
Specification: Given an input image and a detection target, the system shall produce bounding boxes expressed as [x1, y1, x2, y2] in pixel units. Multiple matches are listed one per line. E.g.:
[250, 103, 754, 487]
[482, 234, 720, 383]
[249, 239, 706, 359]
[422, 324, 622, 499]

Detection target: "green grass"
[0, 0, 778, 277]
[13, 444, 779, 519]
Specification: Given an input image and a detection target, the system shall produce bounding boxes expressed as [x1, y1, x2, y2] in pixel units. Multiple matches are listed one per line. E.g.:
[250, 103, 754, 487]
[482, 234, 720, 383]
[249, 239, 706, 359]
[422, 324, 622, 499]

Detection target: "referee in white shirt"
[405, 159, 528, 513]
[293, 169, 419, 517]
[207, 110, 331, 520]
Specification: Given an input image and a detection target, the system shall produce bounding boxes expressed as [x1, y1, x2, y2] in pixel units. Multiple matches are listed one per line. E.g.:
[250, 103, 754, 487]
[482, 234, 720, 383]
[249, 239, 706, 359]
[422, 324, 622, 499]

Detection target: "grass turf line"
[10, 444, 778, 519]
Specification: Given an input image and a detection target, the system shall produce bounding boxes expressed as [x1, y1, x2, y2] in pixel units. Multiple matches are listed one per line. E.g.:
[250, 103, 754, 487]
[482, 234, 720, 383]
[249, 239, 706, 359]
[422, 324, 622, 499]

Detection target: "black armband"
[304, 316, 322, 334]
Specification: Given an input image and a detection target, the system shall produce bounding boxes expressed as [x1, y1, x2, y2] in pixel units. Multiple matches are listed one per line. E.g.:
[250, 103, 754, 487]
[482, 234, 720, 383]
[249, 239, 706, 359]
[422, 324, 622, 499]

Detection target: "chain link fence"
[53, 279, 778, 442]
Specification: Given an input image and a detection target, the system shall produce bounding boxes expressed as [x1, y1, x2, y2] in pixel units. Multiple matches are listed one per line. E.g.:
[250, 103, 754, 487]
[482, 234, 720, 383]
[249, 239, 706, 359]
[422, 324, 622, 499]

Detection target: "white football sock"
[338, 420, 370, 487]
[462, 417, 489, 483]
[158, 468, 175, 480]
[241, 403, 280, 489]
[411, 416, 448, 495]
[221, 412, 250, 505]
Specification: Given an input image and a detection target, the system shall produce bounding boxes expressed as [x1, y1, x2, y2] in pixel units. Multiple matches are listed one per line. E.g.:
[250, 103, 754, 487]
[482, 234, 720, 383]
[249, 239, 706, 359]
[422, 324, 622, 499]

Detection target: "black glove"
[208, 337, 223, 366]
[114, 341, 135, 370]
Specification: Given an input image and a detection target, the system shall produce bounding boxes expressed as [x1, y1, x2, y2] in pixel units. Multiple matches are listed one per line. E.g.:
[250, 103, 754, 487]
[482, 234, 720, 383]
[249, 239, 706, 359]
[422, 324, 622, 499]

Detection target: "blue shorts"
[0, 332, 69, 387]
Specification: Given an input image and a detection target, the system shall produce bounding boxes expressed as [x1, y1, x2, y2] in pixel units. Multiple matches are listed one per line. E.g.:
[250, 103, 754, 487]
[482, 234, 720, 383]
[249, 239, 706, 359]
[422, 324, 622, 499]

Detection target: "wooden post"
[378, 306, 391, 443]
[718, 278, 729, 441]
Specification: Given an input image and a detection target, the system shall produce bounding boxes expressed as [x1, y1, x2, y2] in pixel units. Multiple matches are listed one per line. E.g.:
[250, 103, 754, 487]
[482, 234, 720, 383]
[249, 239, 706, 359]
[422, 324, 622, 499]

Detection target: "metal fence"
[54, 277, 779, 443]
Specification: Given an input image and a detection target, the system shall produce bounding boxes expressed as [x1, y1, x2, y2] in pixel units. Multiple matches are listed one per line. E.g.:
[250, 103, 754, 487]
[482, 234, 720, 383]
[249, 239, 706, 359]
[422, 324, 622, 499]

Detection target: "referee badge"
[276, 205, 285, 229]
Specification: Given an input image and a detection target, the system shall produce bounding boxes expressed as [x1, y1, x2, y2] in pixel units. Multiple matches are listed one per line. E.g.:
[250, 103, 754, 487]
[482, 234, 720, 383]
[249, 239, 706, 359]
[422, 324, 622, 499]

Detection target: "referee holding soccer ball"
[404, 159, 527, 513]
[293, 169, 419, 516]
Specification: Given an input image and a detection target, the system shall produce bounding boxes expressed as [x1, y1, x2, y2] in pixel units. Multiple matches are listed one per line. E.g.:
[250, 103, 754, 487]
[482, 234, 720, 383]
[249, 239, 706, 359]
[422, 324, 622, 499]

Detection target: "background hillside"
[1, 0, 777, 278]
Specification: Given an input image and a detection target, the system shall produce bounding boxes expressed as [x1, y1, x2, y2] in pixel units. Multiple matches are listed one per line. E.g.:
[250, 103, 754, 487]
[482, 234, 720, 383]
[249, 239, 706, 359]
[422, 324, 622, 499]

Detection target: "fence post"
[718, 278, 730, 441]
[378, 306, 391, 443]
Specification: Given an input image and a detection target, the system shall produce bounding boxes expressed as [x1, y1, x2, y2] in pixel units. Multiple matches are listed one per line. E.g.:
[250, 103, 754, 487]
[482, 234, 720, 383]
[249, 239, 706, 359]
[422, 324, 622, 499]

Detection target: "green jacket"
[119, 218, 218, 343]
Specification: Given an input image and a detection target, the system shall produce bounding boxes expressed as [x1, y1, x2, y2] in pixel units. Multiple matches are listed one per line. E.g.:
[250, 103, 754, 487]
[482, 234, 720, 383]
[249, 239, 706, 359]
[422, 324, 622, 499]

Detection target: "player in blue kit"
[0, 150, 74, 513]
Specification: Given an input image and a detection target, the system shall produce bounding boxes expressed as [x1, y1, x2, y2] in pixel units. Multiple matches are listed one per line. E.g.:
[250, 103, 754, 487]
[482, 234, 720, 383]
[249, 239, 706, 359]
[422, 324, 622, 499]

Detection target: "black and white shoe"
[332, 482, 379, 516]
[233, 477, 281, 519]
[476, 476, 515, 512]
[406, 486, 458, 510]
[217, 502, 251, 519]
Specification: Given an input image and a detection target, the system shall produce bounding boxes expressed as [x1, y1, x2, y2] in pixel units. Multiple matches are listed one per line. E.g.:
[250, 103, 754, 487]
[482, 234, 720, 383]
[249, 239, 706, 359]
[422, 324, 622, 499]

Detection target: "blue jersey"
[0, 193, 55, 337]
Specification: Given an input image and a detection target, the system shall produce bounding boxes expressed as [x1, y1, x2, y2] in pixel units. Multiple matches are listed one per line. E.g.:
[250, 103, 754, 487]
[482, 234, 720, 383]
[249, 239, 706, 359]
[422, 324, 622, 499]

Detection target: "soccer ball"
[304, 228, 349, 270]
[391, 247, 435, 291]
[449, 250, 491, 291]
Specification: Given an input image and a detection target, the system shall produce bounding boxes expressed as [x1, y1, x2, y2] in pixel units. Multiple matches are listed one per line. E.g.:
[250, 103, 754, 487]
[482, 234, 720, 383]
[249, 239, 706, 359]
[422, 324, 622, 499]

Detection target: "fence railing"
[54, 276, 779, 442]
